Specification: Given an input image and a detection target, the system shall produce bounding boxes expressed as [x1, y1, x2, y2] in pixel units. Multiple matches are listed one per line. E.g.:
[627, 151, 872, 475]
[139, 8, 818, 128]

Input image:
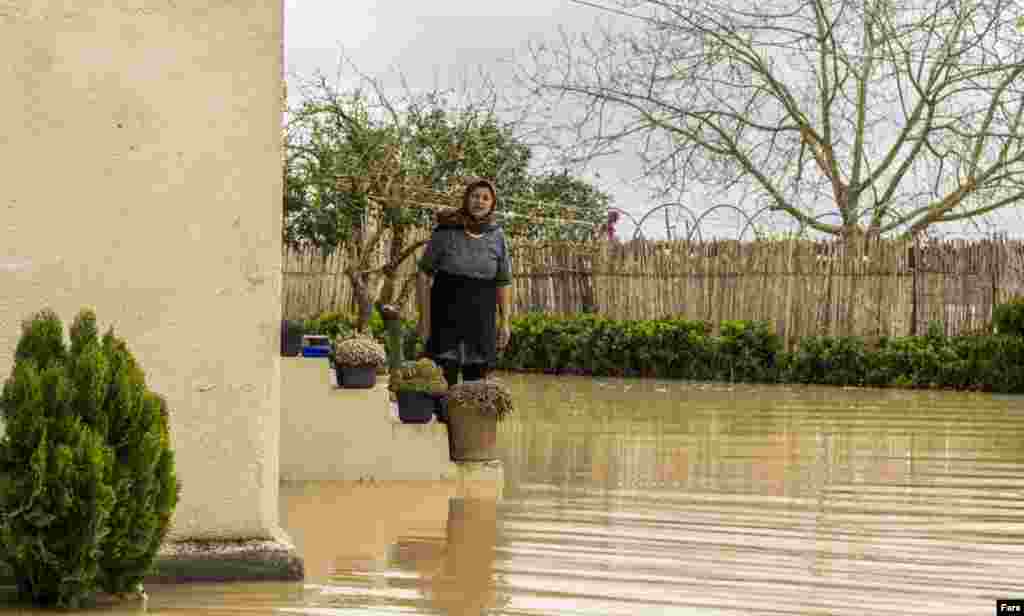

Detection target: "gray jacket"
[417, 226, 512, 286]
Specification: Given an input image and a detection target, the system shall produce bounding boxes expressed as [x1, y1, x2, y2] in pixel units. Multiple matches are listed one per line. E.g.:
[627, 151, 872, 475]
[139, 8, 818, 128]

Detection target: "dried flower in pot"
[333, 334, 387, 389]
[388, 358, 448, 423]
[444, 379, 514, 421]
[443, 379, 514, 462]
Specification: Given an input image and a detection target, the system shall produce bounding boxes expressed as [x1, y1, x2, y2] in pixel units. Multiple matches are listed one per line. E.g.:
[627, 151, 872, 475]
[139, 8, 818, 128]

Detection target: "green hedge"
[495, 313, 1024, 393]
[496, 313, 783, 382]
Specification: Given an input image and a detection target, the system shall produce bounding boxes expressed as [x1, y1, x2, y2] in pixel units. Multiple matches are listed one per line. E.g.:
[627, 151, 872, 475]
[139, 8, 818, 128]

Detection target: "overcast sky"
[283, 1, 1021, 241]
[282, 0, 707, 240]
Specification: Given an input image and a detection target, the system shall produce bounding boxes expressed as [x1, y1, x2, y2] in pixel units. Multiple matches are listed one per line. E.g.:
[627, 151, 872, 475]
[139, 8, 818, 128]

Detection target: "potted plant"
[388, 358, 448, 423]
[443, 379, 514, 462]
[333, 334, 387, 388]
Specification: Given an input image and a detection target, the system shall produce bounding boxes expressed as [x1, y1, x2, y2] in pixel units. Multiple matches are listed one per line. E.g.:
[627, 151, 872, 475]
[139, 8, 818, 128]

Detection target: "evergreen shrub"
[714, 320, 781, 383]
[0, 308, 180, 607]
[993, 295, 1024, 337]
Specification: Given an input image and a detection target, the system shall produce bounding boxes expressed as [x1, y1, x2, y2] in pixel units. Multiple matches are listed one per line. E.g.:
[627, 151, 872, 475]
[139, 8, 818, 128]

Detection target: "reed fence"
[282, 235, 1024, 349]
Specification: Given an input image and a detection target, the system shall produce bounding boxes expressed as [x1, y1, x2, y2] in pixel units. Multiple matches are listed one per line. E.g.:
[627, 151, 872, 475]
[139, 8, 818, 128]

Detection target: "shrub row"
[495, 313, 1024, 393]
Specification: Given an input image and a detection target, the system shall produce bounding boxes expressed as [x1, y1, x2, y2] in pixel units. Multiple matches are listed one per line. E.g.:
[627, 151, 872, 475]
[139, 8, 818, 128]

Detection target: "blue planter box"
[301, 334, 331, 358]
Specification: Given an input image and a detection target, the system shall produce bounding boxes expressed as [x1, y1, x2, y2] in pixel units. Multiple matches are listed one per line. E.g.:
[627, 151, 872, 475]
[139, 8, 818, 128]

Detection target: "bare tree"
[516, 0, 1024, 240]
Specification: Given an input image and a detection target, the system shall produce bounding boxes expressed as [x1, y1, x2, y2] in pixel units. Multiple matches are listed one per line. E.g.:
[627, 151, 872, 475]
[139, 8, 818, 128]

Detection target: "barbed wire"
[363, 181, 638, 218]
[358, 190, 1024, 242]
[367, 196, 601, 228]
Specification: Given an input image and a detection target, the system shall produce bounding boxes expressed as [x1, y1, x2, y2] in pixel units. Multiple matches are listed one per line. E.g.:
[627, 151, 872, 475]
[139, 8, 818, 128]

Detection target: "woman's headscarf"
[435, 178, 499, 234]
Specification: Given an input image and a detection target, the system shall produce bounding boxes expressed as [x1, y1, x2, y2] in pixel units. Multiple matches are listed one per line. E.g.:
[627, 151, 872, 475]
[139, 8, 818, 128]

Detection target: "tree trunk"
[377, 222, 409, 317]
[347, 215, 366, 319]
[350, 272, 375, 334]
[840, 224, 865, 243]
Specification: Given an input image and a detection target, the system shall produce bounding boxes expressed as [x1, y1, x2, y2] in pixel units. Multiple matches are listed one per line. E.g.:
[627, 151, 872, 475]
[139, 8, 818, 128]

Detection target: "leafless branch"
[515, 0, 1024, 239]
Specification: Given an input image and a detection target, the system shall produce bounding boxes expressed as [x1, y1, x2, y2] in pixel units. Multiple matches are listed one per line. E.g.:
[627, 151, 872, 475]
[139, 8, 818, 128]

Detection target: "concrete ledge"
[280, 357, 458, 481]
[148, 534, 303, 583]
[0, 534, 303, 586]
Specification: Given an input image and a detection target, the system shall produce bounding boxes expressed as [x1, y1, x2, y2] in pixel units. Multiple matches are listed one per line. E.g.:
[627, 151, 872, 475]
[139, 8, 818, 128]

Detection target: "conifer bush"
[0, 308, 180, 607]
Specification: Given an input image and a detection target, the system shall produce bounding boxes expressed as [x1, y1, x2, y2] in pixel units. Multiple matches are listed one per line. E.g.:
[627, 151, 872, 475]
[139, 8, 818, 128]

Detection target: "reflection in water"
[0, 374, 1020, 615]
[421, 498, 504, 615]
[279, 482, 506, 614]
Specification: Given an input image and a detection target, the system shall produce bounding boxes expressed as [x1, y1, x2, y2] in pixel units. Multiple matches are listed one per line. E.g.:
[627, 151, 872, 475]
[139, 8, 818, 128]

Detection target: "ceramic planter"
[445, 399, 499, 462]
[395, 390, 436, 423]
[337, 364, 377, 389]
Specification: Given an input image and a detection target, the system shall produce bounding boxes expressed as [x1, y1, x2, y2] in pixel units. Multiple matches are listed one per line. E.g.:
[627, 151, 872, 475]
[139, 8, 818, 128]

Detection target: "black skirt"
[426, 269, 498, 368]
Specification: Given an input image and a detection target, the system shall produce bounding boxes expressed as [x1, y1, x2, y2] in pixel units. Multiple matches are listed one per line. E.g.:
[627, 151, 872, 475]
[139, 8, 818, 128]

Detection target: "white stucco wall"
[0, 1, 284, 541]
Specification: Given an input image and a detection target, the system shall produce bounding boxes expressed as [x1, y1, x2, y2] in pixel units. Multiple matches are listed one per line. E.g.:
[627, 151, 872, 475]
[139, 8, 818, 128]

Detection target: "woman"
[416, 178, 512, 390]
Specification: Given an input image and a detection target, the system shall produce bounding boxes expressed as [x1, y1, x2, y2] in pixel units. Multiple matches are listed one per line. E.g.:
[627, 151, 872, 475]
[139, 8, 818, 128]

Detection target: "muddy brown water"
[2, 374, 1023, 614]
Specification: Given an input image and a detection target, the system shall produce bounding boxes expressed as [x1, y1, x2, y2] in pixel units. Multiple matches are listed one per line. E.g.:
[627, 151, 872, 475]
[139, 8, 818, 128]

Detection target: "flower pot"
[338, 365, 377, 389]
[281, 320, 304, 357]
[396, 390, 435, 424]
[445, 400, 499, 462]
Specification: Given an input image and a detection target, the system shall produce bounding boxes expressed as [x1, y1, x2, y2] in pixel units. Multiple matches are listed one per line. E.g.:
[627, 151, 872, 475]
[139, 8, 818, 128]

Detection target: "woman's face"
[467, 186, 494, 219]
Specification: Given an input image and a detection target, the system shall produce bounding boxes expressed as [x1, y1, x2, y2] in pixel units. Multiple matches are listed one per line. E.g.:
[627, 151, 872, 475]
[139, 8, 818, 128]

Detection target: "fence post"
[991, 238, 1000, 330]
[910, 238, 918, 336]
[580, 251, 596, 313]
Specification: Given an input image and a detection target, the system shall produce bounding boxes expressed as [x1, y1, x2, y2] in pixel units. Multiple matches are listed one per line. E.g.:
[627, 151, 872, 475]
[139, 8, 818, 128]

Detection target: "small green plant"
[445, 379, 515, 421]
[333, 335, 387, 369]
[993, 296, 1024, 337]
[302, 311, 352, 341]
[301, 309, 423, 362]
[0, 308, 179, 607]
[388, 358, 448, 396]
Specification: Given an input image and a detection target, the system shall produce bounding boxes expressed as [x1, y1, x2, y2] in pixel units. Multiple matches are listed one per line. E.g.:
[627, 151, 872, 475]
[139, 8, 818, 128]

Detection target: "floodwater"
[3, 374, 1024, 614]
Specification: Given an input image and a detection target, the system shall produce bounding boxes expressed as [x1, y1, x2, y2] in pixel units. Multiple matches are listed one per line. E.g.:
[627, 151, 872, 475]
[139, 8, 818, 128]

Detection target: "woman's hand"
[497, 321, 511, 353]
